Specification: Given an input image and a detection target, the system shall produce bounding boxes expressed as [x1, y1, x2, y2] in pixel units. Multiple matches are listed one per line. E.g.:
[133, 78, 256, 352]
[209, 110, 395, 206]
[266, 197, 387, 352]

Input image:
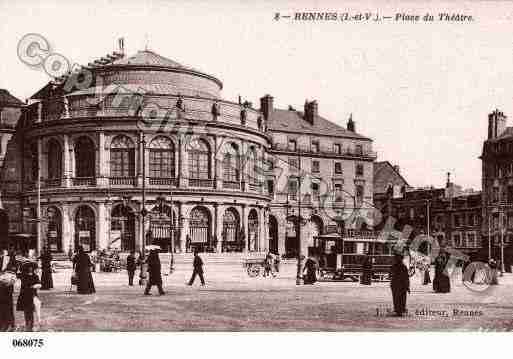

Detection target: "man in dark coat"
[360, 255, 373, 285]
[303, 256, 317, 285]
[433, 251, 451, 293]
[126, 250, 137, 286]
[188, 250, 205, 286]
[144, 250, 165, 295]
[39, 247, 53, 290]
[0, 251, 17, 331]
[390, 254, 410, 316]
[72, 246, 96, 294]
[16, 263, 40, 331]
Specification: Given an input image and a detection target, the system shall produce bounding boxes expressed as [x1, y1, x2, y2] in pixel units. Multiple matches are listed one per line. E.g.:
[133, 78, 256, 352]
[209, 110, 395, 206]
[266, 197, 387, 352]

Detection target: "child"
[16, 263, 41, 331]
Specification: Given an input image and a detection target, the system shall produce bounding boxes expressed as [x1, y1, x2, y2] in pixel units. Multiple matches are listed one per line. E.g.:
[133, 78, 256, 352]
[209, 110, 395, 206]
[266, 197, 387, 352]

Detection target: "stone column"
[213, 203, 219, 252]
[61, 203, 72, 254]
[137, 132, 144, 187]
[240, 141, 246, 191]
[259, 207, 266, 252]
[97, 202, 108, 250]
[180, 204, 189, 253]
[179, 136, 187, 188]
[63, 135, 71, 187]
[97, 132, 108, 187]
[216, 205, 224, 253]
[241, 204, 247, 253]
[278, 213, 286, 255]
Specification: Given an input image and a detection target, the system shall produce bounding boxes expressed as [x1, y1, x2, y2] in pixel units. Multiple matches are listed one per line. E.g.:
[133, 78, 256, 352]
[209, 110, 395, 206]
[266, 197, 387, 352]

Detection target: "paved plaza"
[6, 263, 513, 331]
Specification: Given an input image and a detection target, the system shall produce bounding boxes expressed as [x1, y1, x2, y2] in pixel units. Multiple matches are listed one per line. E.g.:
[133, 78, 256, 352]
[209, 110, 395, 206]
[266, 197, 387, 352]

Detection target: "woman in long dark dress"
[72, 246, 96, 294]
[39, 248, 53, 290]
[144, 250, 164, 295]
[390, 254, 410, 316]
[360, 256, 373, 285]
[16, 263, 41, 332]
[433, 251, 451, 293]
[0, 252, 17, 331]
[303, 257, 317, 285]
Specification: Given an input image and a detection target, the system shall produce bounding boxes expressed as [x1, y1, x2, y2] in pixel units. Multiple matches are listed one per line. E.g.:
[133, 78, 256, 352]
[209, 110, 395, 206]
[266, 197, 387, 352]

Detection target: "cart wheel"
[247, 264, 261, 277]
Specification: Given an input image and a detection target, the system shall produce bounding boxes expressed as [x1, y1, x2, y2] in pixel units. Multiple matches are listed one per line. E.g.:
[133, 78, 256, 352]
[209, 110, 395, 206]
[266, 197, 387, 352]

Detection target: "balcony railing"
[188, 178, 215, 188]
[271, 143, 377, 158]
[44, 178, 62, 187]
[222, 181, 241, 190]
[248, 182, 262, 192]
[109, 177, 136, 186]
[72, 177, 96, 186]
[149, 177, 178, 186]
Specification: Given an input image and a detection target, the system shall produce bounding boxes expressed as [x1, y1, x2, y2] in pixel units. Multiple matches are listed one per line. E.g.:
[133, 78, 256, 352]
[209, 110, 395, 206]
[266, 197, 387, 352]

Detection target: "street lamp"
[333, 212, 345, 280]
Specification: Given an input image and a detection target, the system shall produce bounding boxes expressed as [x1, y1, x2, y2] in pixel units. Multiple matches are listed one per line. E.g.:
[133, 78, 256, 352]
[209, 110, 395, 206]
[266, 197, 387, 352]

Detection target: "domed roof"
[111, 50, 192, 70]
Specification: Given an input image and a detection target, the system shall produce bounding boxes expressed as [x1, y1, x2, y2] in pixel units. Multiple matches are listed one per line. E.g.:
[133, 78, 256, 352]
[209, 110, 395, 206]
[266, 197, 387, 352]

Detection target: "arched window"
[188, 139, 210, 179]
[74, 205, 96, 252]
[222, 208, 241, 252]
[46, 206, 62, 252]
[223, 143, 239, 183]
[75, 136, 95, 178]
[149, 136, 175, 179]
[110, 135, 135, 178]
[47, 140, 62, 180]
[188, 206, 211, 252]
[111, 204, 135, 251]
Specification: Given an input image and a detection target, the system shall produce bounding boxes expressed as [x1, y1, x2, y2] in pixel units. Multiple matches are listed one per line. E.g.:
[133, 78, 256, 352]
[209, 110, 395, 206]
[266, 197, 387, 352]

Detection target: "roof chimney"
[304, 100, 318, 125]
[393, 165, 400, 174]
[260, 94, 274, 120]
[347, 113, 355, 132]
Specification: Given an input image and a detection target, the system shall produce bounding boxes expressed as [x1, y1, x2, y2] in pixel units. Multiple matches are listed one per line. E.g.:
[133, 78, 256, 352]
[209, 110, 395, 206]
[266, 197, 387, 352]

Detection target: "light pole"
[333, 212, 345, 280]
[139, 132, 148, 253]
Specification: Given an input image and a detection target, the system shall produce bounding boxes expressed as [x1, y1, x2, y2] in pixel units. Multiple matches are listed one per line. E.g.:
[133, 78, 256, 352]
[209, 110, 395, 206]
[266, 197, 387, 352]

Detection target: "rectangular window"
[149, 150, 174, 178]
[453, 214, 460, 227]
[312, 182, 320, 201]
[312, 160, 320, 173]
[267, 180, 274, 195]
[334, 162, 342, 174]
[288, 178, 298, 200]
[356, 185, 364, 206]
[355, 144, 363, 155]
[110, 149, 135, 177]
[311, 141, 319, 153]
[334, 143, 342, 155]
[492, 187, 499, 203]
[356, 163, 364, 176]
[288, 139, 297, 151]
[288, 157, 298, 170]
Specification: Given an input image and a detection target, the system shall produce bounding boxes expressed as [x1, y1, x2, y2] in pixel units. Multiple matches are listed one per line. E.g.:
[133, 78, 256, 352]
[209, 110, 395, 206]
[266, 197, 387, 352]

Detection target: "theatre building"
[0, 47, 377, 257]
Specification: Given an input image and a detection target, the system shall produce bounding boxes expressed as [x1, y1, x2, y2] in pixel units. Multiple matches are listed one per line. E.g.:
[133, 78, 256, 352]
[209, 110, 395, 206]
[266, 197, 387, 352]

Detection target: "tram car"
[312, 230, 399, 282]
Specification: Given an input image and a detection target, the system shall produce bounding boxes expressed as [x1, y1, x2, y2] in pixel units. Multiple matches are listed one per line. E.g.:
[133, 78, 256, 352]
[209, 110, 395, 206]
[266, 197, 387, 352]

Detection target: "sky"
[1, 0, 513, 190]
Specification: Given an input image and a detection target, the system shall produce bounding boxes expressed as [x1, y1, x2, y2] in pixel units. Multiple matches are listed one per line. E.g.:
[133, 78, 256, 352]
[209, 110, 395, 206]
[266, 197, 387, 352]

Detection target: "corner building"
[0, 48, 377, 258]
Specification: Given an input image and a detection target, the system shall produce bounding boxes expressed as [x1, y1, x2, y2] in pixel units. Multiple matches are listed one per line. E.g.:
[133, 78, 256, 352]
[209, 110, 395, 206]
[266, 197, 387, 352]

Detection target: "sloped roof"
[373, 161, 410, 187]
[0, 89, 24, 107]
[267, 109, 371, 140]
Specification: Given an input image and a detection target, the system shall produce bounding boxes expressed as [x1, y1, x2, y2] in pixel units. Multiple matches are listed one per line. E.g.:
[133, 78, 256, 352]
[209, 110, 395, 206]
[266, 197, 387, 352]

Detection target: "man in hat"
[144, 249, 165, 295]
[390, 253, 410, 316]
[188, 250, 205, 286]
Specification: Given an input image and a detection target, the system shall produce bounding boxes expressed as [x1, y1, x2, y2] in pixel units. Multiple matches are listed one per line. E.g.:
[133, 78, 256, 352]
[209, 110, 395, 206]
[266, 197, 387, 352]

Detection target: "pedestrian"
[16, 263, 41, 331]
[263, 252, 274, 278]
[0, 250, 17, 331]
[144, 249, 165, 295]
[489, 259, 499, 285]
[433, 251, 451, 293]
[360, 255, 373, 285]
[303, 256, 317, 285]
[39, 247, 53, 290]
[72, 246, 96, 294]
[390, 253, 410, 317]
[422, 265, 431, 285]
[274, 253, 281, 273]
[188, 250, 205, 286]
[126, 250, 137, 286]
[138, 250, 147, 286]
